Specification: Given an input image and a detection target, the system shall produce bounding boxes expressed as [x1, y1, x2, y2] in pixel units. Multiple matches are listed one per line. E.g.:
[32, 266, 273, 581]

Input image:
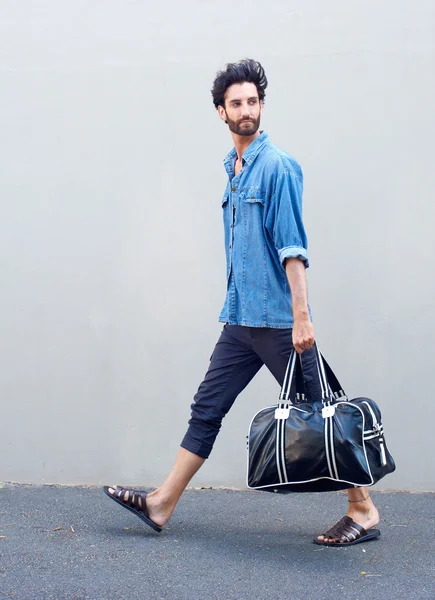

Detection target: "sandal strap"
[113, 487, 148, 515]
[112, 487, 135, 506]
[137, 492, 149, 516]
[321, 516, 367, 543]
[112, 486, 127, 500]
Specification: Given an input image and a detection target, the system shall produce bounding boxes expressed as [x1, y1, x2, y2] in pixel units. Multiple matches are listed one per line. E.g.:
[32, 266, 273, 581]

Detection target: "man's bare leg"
[317, 487, 379, 542]
[108, 448, 205, 528]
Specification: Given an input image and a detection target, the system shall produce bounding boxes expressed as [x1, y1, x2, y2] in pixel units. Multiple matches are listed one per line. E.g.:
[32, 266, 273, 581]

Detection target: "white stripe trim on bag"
[364, 432, 383, 441]
[276, 419, 283, 484]
[280, 419, 288, 483]
[280, 350, 297, 402]
[324, 417, 334, 479]
[329, 416, 339, 480]
[316, 346, 340, 480]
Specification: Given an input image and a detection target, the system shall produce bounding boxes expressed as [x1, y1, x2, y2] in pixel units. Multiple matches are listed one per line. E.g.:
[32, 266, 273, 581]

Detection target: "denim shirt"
[219, 131, 309, 328]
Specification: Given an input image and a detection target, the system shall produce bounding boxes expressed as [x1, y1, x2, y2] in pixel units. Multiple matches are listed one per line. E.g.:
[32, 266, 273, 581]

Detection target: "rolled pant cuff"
[180, 436, 212, 460]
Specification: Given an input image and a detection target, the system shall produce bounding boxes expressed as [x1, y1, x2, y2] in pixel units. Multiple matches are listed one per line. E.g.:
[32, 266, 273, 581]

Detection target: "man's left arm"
[285, 257, 315, 354]
[267, 167, 315, 353]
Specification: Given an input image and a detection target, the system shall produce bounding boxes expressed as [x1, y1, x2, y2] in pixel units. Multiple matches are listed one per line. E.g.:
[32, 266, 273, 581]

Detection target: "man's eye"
[248, 99, 257, 105]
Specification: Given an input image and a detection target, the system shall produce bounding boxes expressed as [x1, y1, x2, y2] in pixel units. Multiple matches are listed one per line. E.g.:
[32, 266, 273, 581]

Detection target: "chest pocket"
[242, 186, 266, 205]
[243, 192, 266, 206]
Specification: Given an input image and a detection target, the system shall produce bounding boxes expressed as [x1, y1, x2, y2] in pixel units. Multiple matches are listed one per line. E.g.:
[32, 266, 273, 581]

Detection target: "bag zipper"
[362, 401, 387, 466]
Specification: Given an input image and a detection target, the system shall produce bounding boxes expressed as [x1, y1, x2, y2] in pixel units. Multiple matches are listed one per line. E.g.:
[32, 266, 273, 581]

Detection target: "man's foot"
[104, 486, 167, 532]
[106, 485, 172, 529]
[315, 495, 380, 546]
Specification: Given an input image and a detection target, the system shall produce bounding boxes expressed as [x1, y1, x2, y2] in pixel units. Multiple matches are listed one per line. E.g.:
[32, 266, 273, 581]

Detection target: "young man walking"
[105, 59, 380, 546]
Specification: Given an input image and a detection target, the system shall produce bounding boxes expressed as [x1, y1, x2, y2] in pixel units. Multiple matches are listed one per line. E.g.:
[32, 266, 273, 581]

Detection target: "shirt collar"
[223, 131, 269, 174]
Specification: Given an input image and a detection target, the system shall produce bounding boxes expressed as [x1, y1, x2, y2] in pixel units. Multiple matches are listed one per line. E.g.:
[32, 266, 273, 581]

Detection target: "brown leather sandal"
[103, 486, 163, 533]
[313, 515, 380, 546]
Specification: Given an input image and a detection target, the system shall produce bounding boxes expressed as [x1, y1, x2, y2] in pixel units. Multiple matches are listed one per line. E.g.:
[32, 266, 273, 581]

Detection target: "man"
[105, 59, 380, 546]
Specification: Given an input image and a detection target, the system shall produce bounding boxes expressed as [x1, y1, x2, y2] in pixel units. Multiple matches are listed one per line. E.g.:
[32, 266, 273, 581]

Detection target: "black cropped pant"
[180, 324, 322, 459]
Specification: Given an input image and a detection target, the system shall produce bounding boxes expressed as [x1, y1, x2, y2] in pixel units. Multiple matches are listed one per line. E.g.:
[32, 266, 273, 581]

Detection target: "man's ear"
[217, 105, 227, 124]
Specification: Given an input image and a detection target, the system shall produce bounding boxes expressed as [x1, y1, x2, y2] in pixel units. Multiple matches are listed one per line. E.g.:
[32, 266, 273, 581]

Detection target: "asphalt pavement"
[0, 485, 434, 600]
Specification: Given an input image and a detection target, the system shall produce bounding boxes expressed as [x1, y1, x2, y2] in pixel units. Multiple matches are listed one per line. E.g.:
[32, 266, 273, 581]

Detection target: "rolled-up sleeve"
[269, 168, 309, 268]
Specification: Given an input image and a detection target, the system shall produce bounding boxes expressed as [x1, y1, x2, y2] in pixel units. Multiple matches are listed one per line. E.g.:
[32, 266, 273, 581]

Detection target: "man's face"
[218, 82, 263, 136]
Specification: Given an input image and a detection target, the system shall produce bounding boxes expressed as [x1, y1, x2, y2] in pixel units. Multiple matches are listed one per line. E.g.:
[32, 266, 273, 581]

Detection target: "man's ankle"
[148, 488, 171, 506]
[348, 497, 371, 504]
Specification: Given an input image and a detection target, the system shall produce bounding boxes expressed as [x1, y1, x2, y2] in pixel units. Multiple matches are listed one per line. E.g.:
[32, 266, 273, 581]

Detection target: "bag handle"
[315, 344, 347, 402]
[317, 350, 346, 400]
[279, 344, 347, 405]
[278, 349, 309, 404]
[279, 349, 297, 403]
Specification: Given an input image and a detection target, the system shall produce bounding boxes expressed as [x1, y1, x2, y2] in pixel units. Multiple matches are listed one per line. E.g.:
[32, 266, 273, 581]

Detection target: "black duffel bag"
[247, 346, 395, 493]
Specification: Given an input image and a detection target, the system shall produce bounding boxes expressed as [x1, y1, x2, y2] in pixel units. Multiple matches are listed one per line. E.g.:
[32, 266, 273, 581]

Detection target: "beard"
[226, 114, 261, 136]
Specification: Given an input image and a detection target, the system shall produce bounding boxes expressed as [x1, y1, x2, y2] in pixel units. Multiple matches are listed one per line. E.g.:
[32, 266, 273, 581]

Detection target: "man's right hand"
[292, 317, 315, 354]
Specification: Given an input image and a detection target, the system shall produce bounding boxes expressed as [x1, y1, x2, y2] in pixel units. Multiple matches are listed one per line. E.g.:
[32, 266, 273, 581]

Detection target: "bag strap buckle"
[275, 405, 291, 420]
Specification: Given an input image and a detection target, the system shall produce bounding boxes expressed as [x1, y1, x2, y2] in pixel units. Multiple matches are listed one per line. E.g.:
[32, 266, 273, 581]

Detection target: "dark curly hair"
[211, 59, 268, 109]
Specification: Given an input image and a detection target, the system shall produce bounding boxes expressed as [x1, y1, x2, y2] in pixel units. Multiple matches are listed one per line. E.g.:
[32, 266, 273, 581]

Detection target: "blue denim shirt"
[219, 131, 309, 328]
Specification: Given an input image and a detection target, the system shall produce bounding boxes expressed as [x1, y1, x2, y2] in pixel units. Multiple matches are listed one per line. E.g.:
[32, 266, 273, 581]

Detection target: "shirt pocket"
[242, 188, 266, 205]
[241, 191, 266, 238]
[243, 194, 265, 207]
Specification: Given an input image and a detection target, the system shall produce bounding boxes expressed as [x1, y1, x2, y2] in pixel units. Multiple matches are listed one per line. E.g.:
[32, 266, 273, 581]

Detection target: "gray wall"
[1, 1, 434, 490]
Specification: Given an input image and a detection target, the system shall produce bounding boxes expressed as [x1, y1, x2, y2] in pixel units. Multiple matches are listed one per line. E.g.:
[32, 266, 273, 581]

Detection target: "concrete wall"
[1, 1, 434, 490]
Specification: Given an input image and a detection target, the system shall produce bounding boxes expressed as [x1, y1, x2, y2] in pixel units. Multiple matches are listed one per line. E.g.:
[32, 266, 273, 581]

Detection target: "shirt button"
[231, 187, 236, 192]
